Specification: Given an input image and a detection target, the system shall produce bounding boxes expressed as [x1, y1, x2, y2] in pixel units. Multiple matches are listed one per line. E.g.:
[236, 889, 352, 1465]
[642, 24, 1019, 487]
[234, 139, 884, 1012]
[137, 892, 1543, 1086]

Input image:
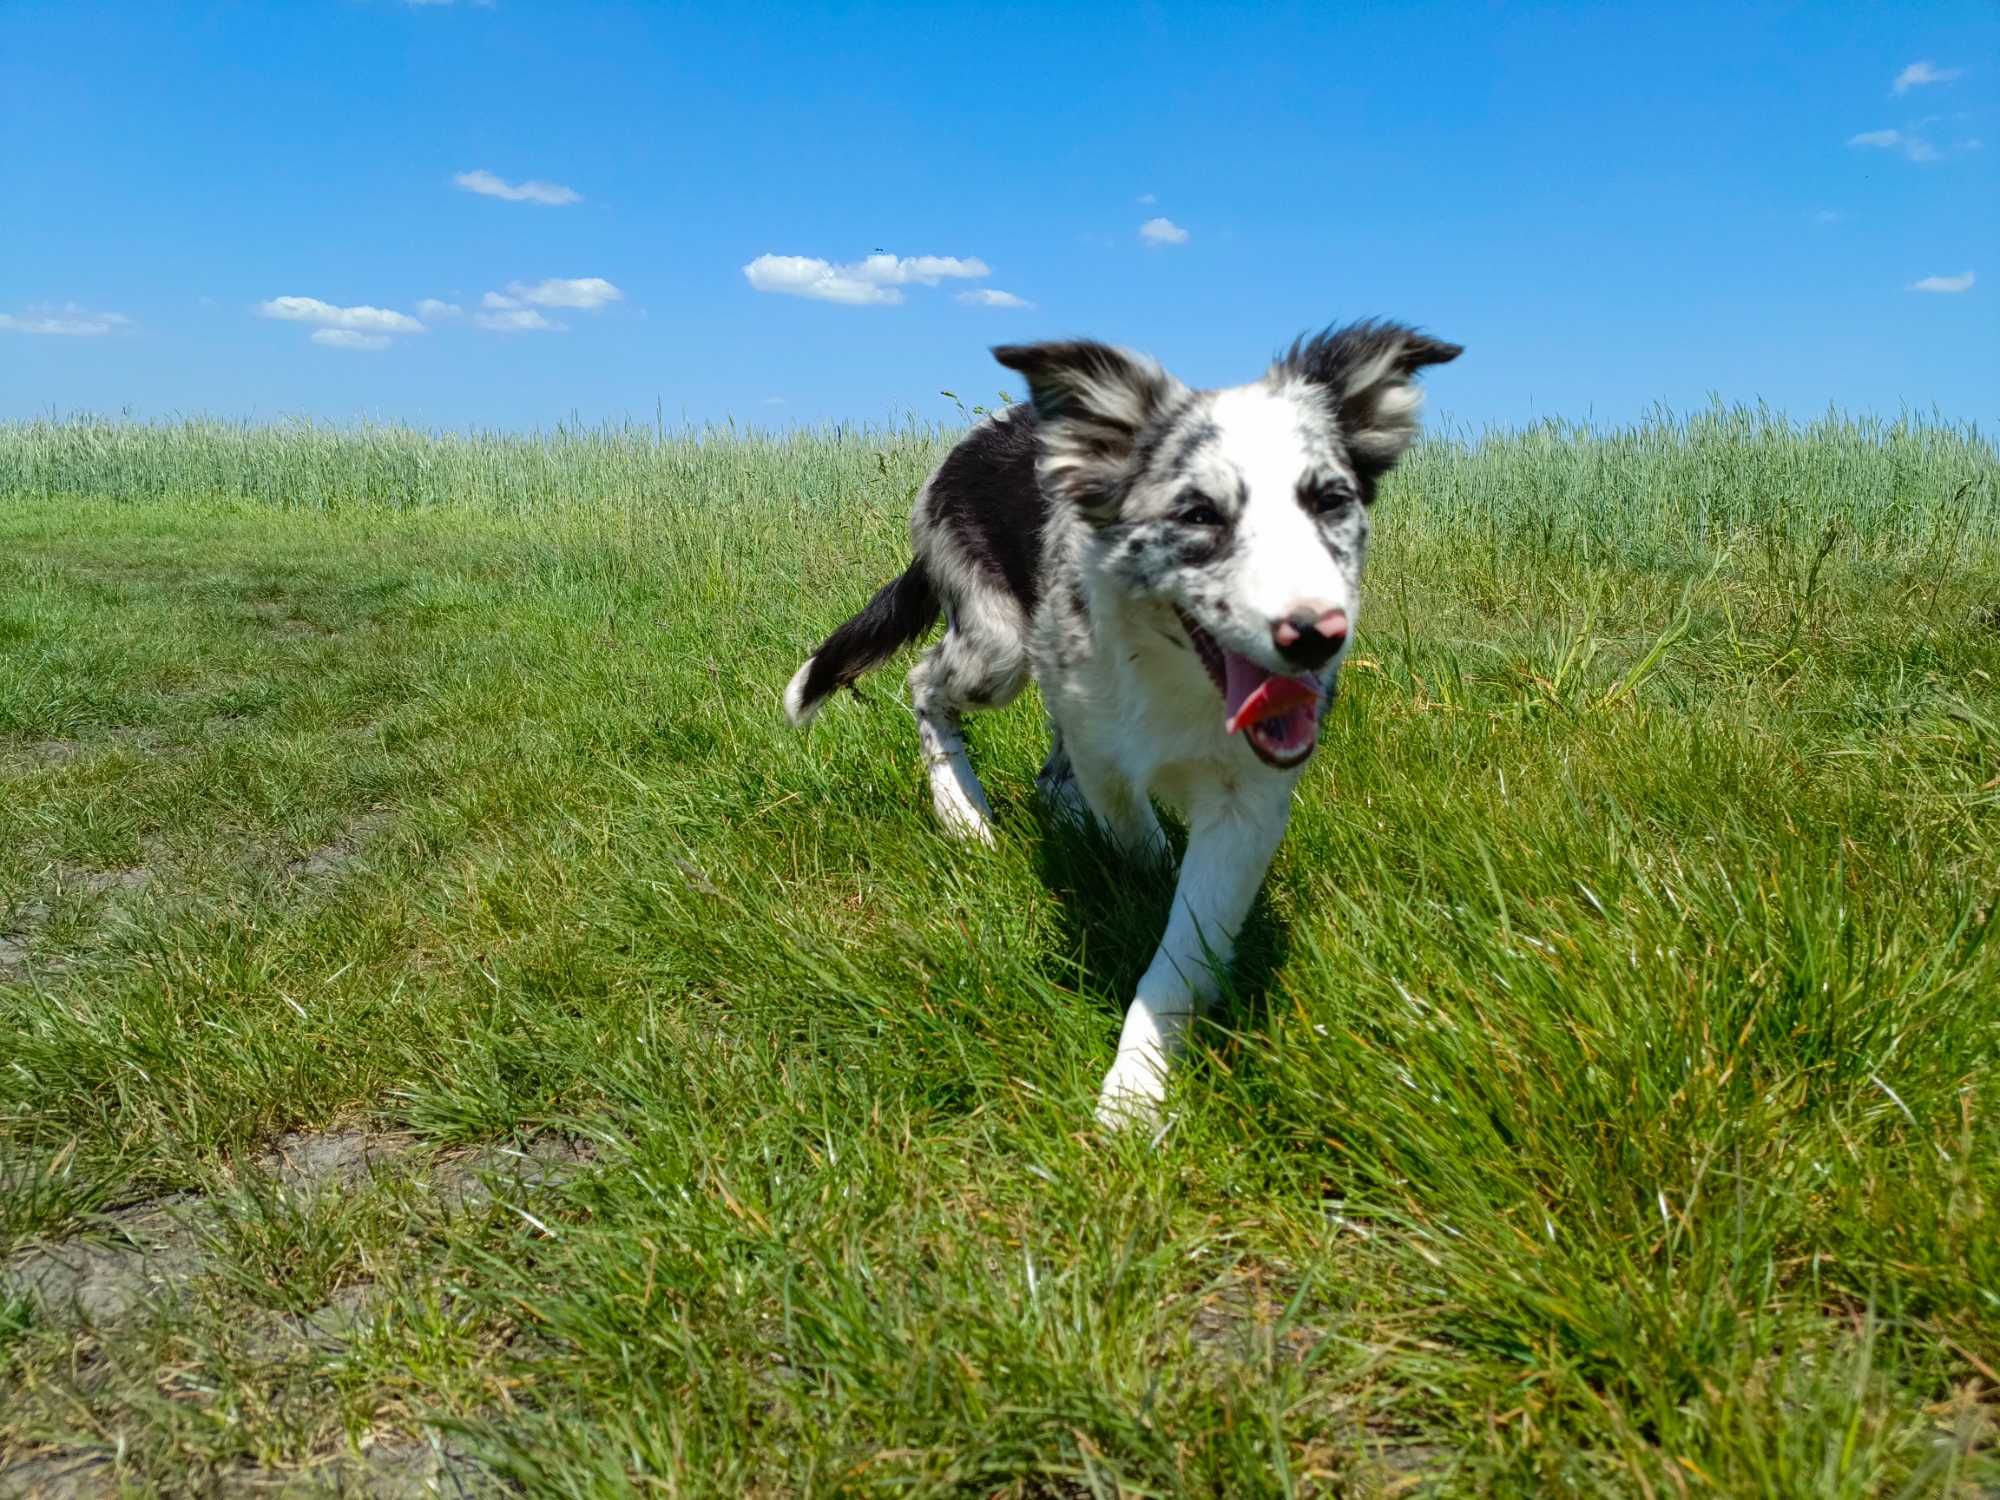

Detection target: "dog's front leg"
[1096, 785, 1291, 1130]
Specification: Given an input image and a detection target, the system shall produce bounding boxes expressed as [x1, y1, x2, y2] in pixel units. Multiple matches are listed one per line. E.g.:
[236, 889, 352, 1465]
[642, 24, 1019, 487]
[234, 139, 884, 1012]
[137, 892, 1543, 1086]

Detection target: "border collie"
[784, 323, 1461, 1128]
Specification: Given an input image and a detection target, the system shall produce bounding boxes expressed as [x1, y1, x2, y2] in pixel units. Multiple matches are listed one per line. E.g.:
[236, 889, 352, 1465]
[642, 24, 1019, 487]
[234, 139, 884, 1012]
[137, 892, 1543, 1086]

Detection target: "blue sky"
[2, 1, 1994, 434]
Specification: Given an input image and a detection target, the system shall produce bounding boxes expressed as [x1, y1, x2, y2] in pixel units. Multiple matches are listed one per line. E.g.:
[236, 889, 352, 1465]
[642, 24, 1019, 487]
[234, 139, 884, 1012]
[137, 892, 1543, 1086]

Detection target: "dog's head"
[994, 322, 1460, 769]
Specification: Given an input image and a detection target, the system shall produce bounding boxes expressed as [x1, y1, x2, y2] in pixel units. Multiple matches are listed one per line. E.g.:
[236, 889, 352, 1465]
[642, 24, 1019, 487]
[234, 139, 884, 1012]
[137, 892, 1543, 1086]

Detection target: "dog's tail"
[784, 559, 941, 727]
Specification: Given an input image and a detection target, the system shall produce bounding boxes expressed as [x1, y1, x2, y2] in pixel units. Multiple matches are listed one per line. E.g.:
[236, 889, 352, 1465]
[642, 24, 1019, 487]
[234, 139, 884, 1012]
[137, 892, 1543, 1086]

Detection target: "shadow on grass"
[1019, 794, 1295, 1092]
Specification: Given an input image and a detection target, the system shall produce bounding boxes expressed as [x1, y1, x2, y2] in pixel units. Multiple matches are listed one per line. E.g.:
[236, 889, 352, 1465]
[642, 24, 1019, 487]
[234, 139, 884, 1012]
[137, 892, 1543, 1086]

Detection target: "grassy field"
[1, 408, 1997, 1497]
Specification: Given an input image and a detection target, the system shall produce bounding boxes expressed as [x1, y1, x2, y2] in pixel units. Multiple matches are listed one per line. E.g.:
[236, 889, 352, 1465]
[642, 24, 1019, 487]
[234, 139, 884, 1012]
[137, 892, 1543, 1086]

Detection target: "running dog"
[784, 322, 1461, 1127]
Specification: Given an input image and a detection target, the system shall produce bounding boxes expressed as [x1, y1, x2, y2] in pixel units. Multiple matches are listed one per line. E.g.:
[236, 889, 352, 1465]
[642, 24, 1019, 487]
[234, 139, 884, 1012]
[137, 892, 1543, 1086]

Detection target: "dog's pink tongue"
[1223, 652, 1321, 735]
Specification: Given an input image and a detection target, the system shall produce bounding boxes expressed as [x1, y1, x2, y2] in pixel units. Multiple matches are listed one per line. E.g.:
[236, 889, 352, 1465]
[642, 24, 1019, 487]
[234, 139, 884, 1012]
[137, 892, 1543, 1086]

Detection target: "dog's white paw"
[1094, 1052, 1168, 1133]
[927, 759, 997, 845]
[934, 797, 997, 846]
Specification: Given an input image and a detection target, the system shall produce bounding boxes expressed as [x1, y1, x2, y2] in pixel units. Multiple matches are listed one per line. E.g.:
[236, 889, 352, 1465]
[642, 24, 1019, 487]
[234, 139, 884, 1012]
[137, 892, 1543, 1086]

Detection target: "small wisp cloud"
[258, 296, 430, 350]
[463, 278, 625, 331]
[1139, 216, 1189, 246]
[1848, 127, 1940, 163]
[258, 297, 426, 334]
[0, 303, 133, 336]
[492, 277, 623, 310]
[311, 329, 391, 351]
[1908, 271, 1975, 294]
[453, 169, 582, 206]
[1892, 61, 1963, 96]
[743, 253, 992, 306]
[957, 289, 1034, 309]
[473, 308, 566, 333]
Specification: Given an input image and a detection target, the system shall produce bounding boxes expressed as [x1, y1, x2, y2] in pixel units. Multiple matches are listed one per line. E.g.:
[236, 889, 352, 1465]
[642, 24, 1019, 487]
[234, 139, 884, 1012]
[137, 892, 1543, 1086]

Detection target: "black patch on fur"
[795, 559, 941, 715]
[1128, 392, 1202, 478]
[927, 408, 1049, 611]
[1066, 579, 1089, 621]
[1166, 420, 1219, 479]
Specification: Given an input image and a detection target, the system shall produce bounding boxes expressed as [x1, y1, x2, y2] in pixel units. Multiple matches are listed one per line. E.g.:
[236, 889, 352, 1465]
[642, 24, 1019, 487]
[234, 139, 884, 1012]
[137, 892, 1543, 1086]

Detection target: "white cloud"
[1908, 270, 1975, 294]
[0, 303, 132, 336]
[1814, 209, 1845, 225]
[1136, 192, 1157, 205]
[416, 298, 463, 321]
[891, 255, 990, 284]
[503, 276, 623, 309]
[453, 169, 581, 206]
[1139, 216, 1189, 246]
[467, 279, 618, 328]
[1847, 127, 1940, 162]
[472, 308, 567, 332]
[741, 252, 992, 306]
[311, 329, 391, 351]
[745, 256, 899, 305]
[957, 288, 1033, 309]
[257, 296, 426, 334]
[1893, 61, 1963, 95]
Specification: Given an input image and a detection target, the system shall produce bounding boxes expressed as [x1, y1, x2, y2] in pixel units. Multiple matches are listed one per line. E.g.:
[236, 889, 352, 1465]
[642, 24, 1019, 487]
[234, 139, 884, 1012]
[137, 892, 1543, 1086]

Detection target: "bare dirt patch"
[3, 728, 164, 769]
[0, 1431, 500, 1499]
[4, 1127, 594, 1330]
[256, 1127, 421, 1191]
[0, 863, 156, 983]
[218, 1436, 500, 1498]
[0, 1450, 115, 1500]
[4, 1193, 211, 1324]
[71, 867, 152, 898]
[0, 929, 35, 979]
[431, 1136, 597, 1213]
[285, 812, 395, 881]
[3, 1126, 591, 1495]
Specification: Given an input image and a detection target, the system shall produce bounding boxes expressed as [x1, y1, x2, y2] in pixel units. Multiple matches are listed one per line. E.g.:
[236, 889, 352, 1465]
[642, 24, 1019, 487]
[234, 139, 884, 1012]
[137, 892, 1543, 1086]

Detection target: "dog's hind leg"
[907, 599, 1028, 844]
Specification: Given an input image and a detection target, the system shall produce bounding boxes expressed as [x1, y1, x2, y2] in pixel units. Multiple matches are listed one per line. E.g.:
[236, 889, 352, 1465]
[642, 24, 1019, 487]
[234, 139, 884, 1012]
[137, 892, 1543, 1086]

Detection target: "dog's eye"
[1177, 496, 1225, 527]
[1301, 484, 1356, 518]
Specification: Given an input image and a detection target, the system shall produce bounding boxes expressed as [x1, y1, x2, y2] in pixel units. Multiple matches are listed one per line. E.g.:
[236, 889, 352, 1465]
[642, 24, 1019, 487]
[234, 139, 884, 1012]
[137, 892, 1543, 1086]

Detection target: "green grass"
[1, 407, 1996, 1496]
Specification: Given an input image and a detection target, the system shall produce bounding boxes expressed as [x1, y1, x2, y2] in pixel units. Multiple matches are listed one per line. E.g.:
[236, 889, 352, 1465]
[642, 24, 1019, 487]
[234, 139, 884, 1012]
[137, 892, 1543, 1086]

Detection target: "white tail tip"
[783, 660, 821, 728]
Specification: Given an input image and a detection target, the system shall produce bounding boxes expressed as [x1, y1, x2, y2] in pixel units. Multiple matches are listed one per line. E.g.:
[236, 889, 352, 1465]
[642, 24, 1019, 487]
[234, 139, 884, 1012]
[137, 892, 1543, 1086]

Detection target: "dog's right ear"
[993, 341, 1185, 518]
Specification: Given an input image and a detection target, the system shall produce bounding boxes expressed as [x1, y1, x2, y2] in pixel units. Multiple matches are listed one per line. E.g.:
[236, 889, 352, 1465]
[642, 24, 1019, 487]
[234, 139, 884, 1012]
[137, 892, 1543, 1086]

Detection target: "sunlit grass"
[0, 408, 1995, 1495]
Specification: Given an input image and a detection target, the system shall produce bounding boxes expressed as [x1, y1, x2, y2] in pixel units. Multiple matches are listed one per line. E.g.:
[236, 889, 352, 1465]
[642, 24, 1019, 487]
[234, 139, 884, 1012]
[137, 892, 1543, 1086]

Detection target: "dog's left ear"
[993, 341, 1186, 519]
[1275, 322, 1462, 474]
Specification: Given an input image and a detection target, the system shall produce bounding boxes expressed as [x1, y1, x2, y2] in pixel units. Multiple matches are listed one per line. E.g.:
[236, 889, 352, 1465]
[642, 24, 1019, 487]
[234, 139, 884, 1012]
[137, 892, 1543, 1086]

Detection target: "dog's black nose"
[1272, 608, 1349, 670]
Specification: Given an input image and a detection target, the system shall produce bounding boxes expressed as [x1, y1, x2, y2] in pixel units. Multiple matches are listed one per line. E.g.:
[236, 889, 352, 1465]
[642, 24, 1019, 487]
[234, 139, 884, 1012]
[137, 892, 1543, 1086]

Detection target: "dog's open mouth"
[1176, 609, 1325, 769]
